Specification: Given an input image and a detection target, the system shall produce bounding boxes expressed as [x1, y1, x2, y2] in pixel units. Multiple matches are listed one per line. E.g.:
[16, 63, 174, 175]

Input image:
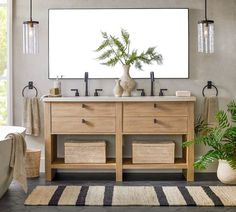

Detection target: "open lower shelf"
[51, 158, 116, 169]
[123, 158, 187, 169]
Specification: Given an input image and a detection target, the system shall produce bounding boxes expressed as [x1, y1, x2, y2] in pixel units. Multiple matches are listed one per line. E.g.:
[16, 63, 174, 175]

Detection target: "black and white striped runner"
[25, 185, 236, 206]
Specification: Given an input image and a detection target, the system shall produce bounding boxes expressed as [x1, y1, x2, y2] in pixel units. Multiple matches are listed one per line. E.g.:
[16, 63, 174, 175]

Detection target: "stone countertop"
[42, 96, 196, 102]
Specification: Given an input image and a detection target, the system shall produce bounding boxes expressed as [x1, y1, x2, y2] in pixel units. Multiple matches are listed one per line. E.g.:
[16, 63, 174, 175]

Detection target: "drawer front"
[51, 102, 116, 117]
[52, 117, 116, 133]
[123, 102, 188, 116]
[123, 116, 188, 133]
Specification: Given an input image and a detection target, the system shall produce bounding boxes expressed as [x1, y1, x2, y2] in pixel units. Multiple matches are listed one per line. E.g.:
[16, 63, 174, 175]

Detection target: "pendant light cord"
[30, 0, 32, 21]
[205, 0, 208, 20]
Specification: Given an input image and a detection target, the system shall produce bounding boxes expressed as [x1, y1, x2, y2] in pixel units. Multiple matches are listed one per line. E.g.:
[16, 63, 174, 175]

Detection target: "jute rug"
[25, 185, 236, 206]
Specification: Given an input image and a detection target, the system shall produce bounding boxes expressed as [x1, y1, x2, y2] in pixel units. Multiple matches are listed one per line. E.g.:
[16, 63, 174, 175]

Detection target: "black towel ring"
[202, 81, 218, 97]
[22, 81, 38, 97]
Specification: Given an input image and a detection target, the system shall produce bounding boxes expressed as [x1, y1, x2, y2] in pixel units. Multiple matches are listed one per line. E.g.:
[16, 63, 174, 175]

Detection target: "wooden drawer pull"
[82, 103, 85, 108]
[81, 118, 86, 123]
[154, 103, 157, 108]
[154, 118, 158, 124]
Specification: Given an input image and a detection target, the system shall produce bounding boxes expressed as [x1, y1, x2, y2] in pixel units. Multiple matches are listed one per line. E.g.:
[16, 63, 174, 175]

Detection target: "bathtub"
[0, 126, 26, 199]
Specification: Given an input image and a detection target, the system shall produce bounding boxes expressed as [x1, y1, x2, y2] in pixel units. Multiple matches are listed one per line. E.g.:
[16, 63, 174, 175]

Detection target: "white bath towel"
[6, 133, 27, 193]
[23, 97, 40, 136]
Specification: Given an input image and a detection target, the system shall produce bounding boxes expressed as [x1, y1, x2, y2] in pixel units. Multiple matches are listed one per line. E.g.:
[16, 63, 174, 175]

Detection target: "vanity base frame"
[44, 97, 195, 182]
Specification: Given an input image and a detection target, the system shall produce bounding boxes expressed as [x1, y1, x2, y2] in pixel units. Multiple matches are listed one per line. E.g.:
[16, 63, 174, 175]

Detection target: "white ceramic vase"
[120, 65, 136, 97]
[217, 160, 236, 184]
[113, 79, 123, 97]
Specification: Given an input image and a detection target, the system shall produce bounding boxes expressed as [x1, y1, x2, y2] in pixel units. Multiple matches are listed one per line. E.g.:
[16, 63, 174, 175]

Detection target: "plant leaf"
[121, 28, 130, 46]
[97, 49, 113, 60]
[95, 39, 109, 52]
[216, 111, 230, 128]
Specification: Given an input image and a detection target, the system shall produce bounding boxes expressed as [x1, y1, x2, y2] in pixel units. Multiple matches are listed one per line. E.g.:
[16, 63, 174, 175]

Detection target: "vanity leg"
[183, 145, 194, 181]
[183, 102, 195, 181]
[44, 103, 57, 181]
[116, 103, 123, 181]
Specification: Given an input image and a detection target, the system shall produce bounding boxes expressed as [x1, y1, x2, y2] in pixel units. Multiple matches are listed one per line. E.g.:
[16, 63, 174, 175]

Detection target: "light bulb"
[204, 25, 208, 37]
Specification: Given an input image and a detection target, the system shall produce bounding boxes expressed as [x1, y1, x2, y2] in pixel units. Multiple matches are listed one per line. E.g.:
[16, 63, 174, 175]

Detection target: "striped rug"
[25, 185, 236, 206]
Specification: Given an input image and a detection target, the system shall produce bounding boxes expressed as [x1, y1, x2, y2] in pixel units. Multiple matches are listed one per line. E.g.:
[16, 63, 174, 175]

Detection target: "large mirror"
[49, 8, 189, 79]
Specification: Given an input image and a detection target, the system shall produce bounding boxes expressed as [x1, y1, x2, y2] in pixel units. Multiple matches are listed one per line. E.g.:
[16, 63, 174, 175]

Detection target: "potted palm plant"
[184, 101, 236, 184]
[95, 29, 163, 96]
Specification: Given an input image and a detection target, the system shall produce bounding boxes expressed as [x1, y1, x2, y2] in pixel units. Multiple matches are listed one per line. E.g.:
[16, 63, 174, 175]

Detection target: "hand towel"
[203, 96, 219, 127]
[7, 133, 27, 193]
[23, 97, 40, 136]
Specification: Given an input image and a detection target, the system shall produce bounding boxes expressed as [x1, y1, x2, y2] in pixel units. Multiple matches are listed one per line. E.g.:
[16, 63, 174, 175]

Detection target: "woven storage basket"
[25, 149, 41, 178]
[65, 141, 106, 163]
[132, 141, 175, 164]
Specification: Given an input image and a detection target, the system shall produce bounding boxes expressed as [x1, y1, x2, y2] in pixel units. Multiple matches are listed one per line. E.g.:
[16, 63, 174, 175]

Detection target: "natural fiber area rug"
[25, 185, 236, 206]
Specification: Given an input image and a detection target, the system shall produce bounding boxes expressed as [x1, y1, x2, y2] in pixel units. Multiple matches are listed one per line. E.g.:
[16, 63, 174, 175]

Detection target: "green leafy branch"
[95, 29, 163, 70]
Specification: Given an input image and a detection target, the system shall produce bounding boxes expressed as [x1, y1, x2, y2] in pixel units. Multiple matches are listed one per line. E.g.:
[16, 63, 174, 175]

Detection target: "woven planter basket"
[25, 149, 41, 178]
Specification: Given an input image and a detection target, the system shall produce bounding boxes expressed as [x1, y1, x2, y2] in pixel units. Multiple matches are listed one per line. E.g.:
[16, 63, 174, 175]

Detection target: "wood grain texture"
[123, 102, 188, 117]
[44, 102, 56, 181]
[52, 158, 116, 169]
[123, 158, 187, 169]
[51, 102, 116, 117]
[123, 116, 188, 134]
[115, 103, 123, 181]
[184, 102, 195, 181]
[52, 117, 116, 134]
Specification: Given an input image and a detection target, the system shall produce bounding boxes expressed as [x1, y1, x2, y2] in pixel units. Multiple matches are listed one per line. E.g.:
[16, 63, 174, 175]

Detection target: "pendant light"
[198, 0, 214, 53]
[23, 0, 39, 54]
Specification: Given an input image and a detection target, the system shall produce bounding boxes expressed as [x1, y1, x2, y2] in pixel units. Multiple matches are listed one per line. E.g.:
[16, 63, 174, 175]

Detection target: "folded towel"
[23, 97, 40, 136]
[7, 133, 27, 193]
[203, 96, 219, 127]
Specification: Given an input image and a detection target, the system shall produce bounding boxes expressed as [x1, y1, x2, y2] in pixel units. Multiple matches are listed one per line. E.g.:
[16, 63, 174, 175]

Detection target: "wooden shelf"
[123, 158, 187, 169]
[51, 158, 116, 170]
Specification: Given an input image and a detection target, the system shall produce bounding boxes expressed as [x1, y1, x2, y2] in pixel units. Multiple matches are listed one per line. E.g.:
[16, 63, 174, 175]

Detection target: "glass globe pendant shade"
[23, 20, 39, 54]
[198, 20, 214, 53]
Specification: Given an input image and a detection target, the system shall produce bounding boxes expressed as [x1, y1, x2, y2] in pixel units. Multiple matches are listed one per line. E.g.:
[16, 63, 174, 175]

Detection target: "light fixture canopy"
[198, 0, 214, 53]
[23, 0, 39, 54]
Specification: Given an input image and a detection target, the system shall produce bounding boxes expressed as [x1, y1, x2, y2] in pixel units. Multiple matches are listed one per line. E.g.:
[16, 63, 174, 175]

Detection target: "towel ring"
[22, 81, 38, 97]
[202, 81, 218, 97]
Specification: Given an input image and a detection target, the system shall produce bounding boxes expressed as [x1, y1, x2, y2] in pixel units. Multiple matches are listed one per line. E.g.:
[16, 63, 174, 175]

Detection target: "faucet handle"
[137, 89, 146, 96]
[150, 71, 155, 82]
[94, 89, 103, 96]
[71, 89, 79, 96]
[159, 89, 168, 96]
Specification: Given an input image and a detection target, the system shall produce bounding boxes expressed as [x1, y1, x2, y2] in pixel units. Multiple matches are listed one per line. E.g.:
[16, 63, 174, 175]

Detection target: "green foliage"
[183, 100, 236, 170]
[95, 29, 163, 70]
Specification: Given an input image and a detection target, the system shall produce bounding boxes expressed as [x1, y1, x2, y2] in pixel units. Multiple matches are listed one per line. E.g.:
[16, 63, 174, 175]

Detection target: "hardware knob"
[154, 103, 157, 108]
[81, 119, 86, 123]
[154, 118, 158, 124]
[82, 103, 85, 108]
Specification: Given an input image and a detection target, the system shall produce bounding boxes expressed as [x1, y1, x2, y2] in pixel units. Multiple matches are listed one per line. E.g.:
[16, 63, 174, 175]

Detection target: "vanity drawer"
[52, 117, 116, 134]
[123, 116, 188, 134]
[51, 102, 116, 117]
[123, 102, 188, 116]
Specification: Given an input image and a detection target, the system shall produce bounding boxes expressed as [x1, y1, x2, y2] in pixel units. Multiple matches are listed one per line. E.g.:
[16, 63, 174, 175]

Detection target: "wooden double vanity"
[43, 96, 196, 182]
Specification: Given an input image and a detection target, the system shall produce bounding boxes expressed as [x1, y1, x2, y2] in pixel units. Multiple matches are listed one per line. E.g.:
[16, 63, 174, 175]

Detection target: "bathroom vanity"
[43, 96, 196, 181]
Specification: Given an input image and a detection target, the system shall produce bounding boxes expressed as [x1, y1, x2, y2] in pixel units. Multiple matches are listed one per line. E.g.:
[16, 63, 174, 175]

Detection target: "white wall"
[13, 0, 236, 172]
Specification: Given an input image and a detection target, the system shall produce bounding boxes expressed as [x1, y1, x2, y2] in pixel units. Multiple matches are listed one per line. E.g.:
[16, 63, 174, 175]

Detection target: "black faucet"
[84, 72, 89, 96]
[150, 71, 155, 96]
